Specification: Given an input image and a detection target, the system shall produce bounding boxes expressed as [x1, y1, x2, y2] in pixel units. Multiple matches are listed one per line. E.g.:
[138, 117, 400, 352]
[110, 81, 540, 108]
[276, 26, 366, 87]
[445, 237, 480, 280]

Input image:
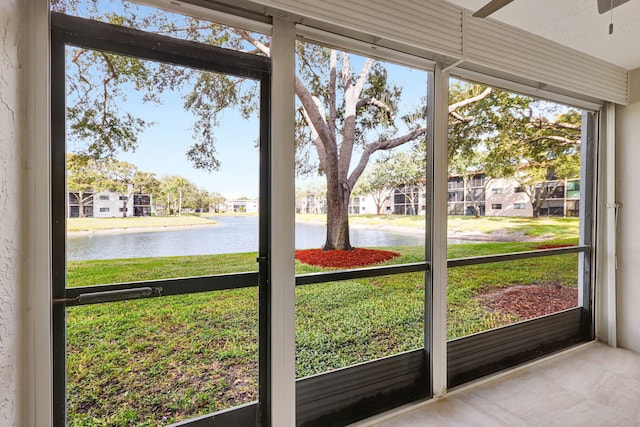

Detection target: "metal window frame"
[51, 13, 271, 427]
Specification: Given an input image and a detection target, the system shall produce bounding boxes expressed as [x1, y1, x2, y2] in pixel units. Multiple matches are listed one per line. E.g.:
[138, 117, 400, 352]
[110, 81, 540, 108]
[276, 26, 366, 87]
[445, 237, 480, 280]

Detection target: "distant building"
[448, 173, 581, 218]
[297, 193, 327, 214]
[393, 185, 426, 215]
[225, 199, 258, 213]
[67, 190, 152, 218]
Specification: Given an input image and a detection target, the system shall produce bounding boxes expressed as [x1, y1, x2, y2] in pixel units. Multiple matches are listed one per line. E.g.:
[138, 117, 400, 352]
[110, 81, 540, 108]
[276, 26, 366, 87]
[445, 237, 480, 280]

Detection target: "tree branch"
[449, 111, 472, 123]
[237, 30, 270, 56]
[341, 53, 352, 92]
[329, 50, 337, 137]
[449, 87, 492, 113]
[347, 127, 427, 189]
[353, 58, 374, 100]
[356, 96, 395, 120]
[300, 107, 328, 172]
[294, 75, 336, 151]
[531, 116, 581, 131]
[527, 135, 581, 146]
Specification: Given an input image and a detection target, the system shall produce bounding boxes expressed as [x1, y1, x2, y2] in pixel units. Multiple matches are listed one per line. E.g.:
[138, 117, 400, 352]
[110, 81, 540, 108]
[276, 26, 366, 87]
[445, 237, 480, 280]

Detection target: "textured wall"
[0, 0, 25, 424]
[617, 68, 640, 352]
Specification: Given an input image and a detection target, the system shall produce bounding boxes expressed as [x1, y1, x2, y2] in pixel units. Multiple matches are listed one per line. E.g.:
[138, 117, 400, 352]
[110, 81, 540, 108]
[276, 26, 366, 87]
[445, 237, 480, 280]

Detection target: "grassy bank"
[67, 215, 217, 232]
[297, 214, 579, 239]
[68, 213, 579, 240]
[66, 240, 578, 426]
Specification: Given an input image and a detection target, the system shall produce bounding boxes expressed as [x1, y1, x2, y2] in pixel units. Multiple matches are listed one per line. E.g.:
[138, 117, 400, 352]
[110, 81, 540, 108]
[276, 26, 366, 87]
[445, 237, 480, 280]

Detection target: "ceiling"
[446, 0, 640, 70]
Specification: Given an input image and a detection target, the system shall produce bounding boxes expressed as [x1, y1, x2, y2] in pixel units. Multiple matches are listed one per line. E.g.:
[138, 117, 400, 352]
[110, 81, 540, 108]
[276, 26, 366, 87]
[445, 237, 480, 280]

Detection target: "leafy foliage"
[56, 0, 264, 171]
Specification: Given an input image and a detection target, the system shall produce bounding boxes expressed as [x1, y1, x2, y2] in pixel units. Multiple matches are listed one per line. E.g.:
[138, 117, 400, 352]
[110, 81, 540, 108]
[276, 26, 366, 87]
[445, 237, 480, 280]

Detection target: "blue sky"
[115, 81, 262, 199]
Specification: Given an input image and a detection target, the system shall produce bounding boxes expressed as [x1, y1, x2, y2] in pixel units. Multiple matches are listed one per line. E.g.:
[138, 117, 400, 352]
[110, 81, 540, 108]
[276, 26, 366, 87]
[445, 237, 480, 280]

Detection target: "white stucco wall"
[616, 68, 640, 352]
[0, 0, 26, 424]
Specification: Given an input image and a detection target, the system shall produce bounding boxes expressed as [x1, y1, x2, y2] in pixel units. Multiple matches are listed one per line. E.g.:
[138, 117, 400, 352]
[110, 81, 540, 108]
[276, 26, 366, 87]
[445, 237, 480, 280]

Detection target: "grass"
[65, 236, 579, 426]
[297, 213, 580, 240]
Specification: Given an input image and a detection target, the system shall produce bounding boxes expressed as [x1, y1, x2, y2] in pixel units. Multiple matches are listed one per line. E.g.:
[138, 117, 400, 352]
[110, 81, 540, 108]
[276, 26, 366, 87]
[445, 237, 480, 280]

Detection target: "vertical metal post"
[604, 104, 618, 346]
[269, 16, 297, 427]
[51, 32, 67, 427]
[258, 75, 272, 426]
[579, 110, 596, 340]
[430, 64, 449, 397]
[423, 71, 435, 397]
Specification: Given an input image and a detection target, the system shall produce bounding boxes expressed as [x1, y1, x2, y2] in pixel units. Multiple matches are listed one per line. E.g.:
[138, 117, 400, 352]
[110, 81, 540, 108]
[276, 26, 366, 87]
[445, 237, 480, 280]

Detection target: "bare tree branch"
[353, 58, 375, 100]
[341, 52, 352, 91]
[300, 107, 328, 172]
[329, 50, 337, 136]
[347, 127, 427, 189]
[449, 87, 492, 113]
[356, 96, 395, 120]
[527, 135, 581, 146]
[531, 116, 581, 131]
[449, 111, 472, 123]
[237, 29, 270, 56]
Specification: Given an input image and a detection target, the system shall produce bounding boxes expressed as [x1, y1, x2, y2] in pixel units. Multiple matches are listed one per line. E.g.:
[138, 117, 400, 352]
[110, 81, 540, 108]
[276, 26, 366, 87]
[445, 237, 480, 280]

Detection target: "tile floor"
[355, 342, 640, 426]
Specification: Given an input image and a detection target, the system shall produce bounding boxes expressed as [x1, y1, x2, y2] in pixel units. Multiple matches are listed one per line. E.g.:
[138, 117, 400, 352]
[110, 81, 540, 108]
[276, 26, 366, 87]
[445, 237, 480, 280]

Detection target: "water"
[66, 216, 434, 261]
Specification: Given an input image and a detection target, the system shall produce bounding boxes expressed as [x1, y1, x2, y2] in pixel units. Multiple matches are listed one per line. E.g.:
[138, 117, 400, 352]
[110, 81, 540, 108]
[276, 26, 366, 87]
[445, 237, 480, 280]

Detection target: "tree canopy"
[57, 1, 584, 243]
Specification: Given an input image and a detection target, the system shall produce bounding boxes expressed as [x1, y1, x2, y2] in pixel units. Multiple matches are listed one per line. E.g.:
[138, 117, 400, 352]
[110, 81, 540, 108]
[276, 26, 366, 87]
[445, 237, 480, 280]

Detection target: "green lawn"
[297, 213, 580, 240]
[65, 238, 579, 426]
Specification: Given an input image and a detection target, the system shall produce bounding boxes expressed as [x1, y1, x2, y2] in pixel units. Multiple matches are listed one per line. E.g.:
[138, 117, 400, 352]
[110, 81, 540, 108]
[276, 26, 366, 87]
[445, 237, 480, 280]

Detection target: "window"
[447, 76, 593, 388]
[133, 194, 151, 205]
[448, 177, 464, 189]
[471, 174, 485, 187]
[118, 195, 128, 201]
[99, 207, 109, 213]
[294, 40, 431, 423]
[99, 195, 109, 200]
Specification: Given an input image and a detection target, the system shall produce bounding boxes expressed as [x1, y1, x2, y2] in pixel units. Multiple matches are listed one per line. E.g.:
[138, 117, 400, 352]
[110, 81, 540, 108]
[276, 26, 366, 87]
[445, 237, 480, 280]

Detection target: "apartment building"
[67, 190, 152, 218]
[448, 173, 581, 218]
[225, 199, 259, 213]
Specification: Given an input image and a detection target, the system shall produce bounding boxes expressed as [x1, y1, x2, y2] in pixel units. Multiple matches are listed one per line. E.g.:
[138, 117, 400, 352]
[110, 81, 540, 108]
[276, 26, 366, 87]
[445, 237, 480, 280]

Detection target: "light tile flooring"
[356, 342, 640, 426]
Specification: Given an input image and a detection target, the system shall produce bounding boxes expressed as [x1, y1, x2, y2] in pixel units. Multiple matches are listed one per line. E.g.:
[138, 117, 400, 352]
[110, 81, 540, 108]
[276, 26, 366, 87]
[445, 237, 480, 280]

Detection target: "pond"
[67, 216, 440, 261]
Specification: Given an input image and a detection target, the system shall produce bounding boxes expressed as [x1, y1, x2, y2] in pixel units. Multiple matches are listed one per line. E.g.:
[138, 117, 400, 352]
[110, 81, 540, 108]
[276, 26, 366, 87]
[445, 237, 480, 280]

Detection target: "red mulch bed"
[295, 248, 400, 268]
[476, 284, 578, 319]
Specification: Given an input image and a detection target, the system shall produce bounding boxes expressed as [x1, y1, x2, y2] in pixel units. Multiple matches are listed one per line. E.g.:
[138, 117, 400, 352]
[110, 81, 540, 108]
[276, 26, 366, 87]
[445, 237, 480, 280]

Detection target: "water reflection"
[67, 216, 429, 261]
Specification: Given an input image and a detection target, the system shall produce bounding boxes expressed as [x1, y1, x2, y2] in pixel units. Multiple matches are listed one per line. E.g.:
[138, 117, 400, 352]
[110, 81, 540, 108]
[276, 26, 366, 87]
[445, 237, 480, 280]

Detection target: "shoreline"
[295, 218, 545, 242]
[67, 217, 548, 242]
[67, 222, 221, 236]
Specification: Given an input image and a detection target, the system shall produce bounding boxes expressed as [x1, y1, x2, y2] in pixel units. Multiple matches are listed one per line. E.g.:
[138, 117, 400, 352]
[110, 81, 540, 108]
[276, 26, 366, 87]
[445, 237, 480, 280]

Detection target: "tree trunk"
[323, 177, 352, 251]
[78, 191, 85, 218]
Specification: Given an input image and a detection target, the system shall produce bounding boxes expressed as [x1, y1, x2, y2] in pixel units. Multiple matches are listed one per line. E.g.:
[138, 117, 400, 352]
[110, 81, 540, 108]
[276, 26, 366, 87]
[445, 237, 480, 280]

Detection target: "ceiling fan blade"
[472, 0, 515, 18]
[598, 0, 631, 14]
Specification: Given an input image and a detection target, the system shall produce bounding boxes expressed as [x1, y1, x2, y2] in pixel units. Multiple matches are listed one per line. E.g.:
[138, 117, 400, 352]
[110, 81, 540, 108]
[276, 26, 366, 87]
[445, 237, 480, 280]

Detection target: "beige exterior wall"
[485, 178, 534, 217]
[616, 67, 640, 352]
